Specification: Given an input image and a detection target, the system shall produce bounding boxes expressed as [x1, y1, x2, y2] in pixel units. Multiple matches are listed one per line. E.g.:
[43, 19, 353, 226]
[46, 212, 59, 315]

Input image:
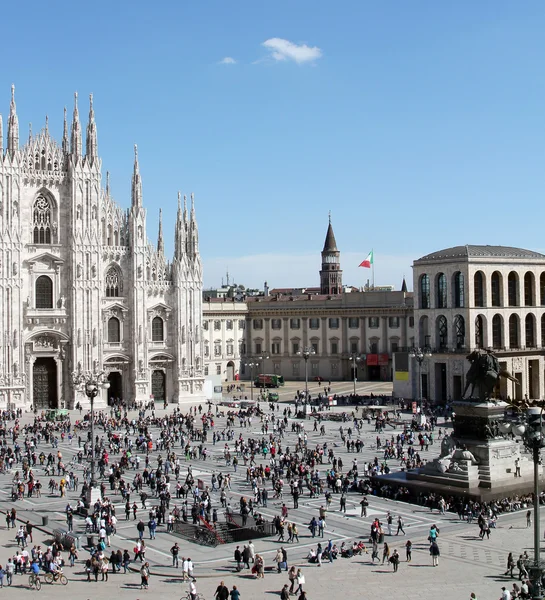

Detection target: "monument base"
[86, 486, 102, 507]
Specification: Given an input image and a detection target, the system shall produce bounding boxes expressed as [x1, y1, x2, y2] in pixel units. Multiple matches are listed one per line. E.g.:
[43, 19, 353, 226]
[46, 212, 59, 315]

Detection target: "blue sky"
[2, 1, 545, 290]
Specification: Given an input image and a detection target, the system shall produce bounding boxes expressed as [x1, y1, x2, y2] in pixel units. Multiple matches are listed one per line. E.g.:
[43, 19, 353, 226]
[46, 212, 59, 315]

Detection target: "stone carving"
[512, 357, 524, 371]
[77, 263, 82, 278]
[34, 335, 55, 348]
[462, 348, 518, 402]
[440, 432, 456, 458]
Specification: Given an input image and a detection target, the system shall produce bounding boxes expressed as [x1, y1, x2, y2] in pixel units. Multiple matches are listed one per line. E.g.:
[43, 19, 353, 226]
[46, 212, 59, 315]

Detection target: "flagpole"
[372, 249, 375, 290]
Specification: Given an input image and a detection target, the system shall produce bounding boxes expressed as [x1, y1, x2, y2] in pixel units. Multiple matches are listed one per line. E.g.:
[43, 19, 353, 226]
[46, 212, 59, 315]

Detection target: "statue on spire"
[86, 93, 98, 160]
[131, 144, 143, 207]
[71, 92, 82, 157]
[7, 84, 19, 155]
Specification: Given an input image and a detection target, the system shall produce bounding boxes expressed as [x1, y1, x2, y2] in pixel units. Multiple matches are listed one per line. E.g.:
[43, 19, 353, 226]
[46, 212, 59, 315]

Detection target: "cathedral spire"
[45, 115, 49, 134]
[0, 114, 3, 154]
[70, 92, 82, 157]
[157, 208, 164, 254]
[28, 122, 32, 144]
[131, 144, 143, 207]
[106, 171, 110, 197]
[7, 84, 19, 155]
[86, 93, 98, 161]
[183, 194, 188, 223]
[62, 106, 69, 153]
[189, 192, 199, 257]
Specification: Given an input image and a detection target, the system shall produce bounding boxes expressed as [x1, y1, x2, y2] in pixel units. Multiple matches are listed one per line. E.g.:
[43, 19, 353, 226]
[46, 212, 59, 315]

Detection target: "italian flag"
[359, 250, 373, 268]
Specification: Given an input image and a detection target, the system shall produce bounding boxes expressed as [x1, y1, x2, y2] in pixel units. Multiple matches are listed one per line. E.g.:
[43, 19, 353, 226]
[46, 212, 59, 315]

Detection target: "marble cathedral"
[0, 86, 205, 409]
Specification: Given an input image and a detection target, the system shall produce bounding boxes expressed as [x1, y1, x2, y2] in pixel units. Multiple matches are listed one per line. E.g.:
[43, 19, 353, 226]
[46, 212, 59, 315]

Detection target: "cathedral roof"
[415, 245, 545, 264]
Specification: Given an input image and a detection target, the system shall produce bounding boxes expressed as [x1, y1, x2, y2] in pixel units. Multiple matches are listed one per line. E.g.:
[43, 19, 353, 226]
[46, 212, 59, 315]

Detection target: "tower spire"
[106, 171, 110, 197]
[28, 122, 32, 144]
[0, 114, 3, 154]
[189, 192, 199, 257]
[183, 194, 188, 223]
[131, 144, 143, 207]
[62, 106, 69, 153]
[70, 92, 82, 157]
[157, 208, 164, 254]
[7, 84, 19, 155]
[45, 115, 49, 134]
[320, 215, 342, 295]
[86, 93, 98, 161]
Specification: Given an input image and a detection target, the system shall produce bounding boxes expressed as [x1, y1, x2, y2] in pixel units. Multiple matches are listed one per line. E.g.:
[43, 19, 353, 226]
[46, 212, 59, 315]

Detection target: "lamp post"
[499, 406, 545, 600]
[257, 354, 269, 401]
[409, 346, 432, 414]
[244, 362, 257, 401]
[350, 354, 364, 396]
[297, 346, 316, 402]
[72, 367, 110, 504]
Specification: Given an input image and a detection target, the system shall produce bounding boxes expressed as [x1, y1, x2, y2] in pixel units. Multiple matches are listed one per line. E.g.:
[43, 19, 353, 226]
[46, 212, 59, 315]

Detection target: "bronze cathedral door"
[33, 357, 57, 409]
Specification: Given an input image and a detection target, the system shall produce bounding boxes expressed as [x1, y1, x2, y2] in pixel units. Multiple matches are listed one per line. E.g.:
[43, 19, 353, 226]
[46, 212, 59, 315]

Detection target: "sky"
[2, 1, 545, 291]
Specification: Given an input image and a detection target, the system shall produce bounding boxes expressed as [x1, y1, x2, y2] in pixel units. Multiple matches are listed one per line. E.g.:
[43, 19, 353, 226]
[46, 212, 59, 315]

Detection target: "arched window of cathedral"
[35, 275, 53, 309]
[41, 150, 46, 170]
[152, 317, 164, 342]
[107, 225, 113, 246]
[35, 153, 40, 170]
[105, 267, 122, 297]
[32, 195, 53, 244]
[108, 317, 120, 343]
[114, 230, 119, 246]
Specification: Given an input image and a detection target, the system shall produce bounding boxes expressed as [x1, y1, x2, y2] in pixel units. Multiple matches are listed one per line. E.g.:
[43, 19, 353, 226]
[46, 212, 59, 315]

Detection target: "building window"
[524, 272, 535, 307]
[453, 272, 465, 308]
[255, 342, 262, 354]
[204, 343, 210, 357]
[204, 366, 209, 376]
[226, 320, 233, 330]
[419, 274, 430, 309]
[350, 341, 359, 354]
[331, 362, 338, 375]
[329, 318, 340, 329]
[436, 273, 447, 308]
[108, 316, 120, 343]
[492, 314, 503, 349]
[214, 343, 222, 356]
[32, 195, 53, 244]
[330, 342, 338, 355]
[35, 275, 53, 309]
[203, 321, 209, 331]
[509, 314, 519, 348]
[370, 341, 378, 353]
[292, 362, 300, 376]
[239, 320, 245, 330]
[253, 319, 263, 330]
[105, 267, 121, 297]
[290, 318, 300, 329]
[226, 344, 234, 355]
[271, 319, 282, 330]
[475, 315, 484, 348]
[508, 272, 518, 307]
[151, 316, 164, 341]
[368, 317, 379, 328]
[292, 342, 299, 355]
[216, 364, 221, 375]
[409, 316, 414, 328]
[348, 317, 359, 329]
[389, 317, 400, 328]
[454, 315, 465, 349]
[491, 271, 502, 307]
[474, 272, 485, 307]
[272, 342, 281, 355]
[309, 318, 320, 329]
[311, 342, 319, 354]
[526, 314, 536, 347]
[541, 273, 545, 306]
[311, 362, 319, 376]
[542, 315, 545, 347]
[437, 315, 448, 349]
[214, 320, 221, 330]
[391, 341, 399, 353]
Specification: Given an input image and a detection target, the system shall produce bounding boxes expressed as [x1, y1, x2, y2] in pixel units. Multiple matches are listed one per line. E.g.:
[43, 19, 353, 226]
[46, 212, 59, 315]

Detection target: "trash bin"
[41, 516, 48, 526]
[87, 535, 96, 547]
[379, 533, 384, 543]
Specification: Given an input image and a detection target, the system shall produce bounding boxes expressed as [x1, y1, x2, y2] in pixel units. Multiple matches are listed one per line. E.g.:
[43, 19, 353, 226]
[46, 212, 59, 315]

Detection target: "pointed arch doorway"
[33, 357, 58, 410]
[107, 372, 123, 404]
[151, 370, 166, 402]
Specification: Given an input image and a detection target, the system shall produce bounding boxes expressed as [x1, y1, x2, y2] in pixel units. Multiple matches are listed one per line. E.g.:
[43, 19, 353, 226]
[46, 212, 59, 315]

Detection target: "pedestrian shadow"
[371, 569, 395, 573]
[120, 583, 144, 589]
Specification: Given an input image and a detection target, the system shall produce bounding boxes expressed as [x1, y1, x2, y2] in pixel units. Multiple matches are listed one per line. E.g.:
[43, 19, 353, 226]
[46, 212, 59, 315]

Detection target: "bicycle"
[28, 573, 42, 590]
[44, 571, 68, 585]
[181, 592, 205, 600]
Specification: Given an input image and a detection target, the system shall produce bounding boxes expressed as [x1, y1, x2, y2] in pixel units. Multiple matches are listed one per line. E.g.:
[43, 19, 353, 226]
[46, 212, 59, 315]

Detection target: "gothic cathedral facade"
[0, 87, 205, 409]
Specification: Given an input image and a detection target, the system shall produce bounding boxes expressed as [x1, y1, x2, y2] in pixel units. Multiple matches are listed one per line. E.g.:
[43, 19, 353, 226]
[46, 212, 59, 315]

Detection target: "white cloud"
[261, 38, 322, 64]
[219, 57, 237, 65]
[202, 251, 414, 291]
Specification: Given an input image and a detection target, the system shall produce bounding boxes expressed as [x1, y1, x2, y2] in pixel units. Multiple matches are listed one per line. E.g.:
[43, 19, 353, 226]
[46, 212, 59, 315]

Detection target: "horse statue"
[462, 348, 518, 402]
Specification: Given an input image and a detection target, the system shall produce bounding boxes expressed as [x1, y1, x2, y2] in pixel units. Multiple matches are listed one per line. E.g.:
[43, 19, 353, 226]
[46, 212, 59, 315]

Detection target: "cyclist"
[29, 559, 40, 586]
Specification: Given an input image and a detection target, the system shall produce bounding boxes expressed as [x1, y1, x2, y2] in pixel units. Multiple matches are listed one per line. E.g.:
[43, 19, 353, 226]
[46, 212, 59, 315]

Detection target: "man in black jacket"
[234, 546, 242, 571]
[215, 580, 229, 600]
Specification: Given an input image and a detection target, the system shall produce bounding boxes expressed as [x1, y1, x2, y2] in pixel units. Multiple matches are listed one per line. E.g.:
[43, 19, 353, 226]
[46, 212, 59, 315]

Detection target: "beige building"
[0, 88, 205, 410]
[394, 245, 545, 402]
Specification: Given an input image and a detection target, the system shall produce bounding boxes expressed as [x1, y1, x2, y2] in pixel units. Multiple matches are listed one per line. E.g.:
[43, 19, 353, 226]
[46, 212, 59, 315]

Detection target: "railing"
[198, 516, 225, 544]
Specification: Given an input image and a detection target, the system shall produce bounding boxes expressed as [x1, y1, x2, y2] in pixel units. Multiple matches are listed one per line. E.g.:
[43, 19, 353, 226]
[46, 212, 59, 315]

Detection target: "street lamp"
[409, 346, 432, 415]
[72, 367, 110, 505]
[297, 346, 316, 402]
[350, 354, 364, 396]
[257, 353, 269, 401]
[244, 362, 257, 401]
[499, 406, 545, 600]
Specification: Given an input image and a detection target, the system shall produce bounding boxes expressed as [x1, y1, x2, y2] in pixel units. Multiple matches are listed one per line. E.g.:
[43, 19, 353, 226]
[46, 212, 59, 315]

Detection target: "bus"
[254, 374, 285, 388]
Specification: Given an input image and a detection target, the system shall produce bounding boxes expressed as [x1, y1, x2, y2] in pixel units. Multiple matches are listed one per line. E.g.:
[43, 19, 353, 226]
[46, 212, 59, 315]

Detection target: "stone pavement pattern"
[0, 380, 539, 600]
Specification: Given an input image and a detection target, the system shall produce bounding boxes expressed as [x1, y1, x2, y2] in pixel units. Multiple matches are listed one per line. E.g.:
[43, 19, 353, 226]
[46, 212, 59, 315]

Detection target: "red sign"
[378, 353, 389, 366]
[366, 354, 378, 366]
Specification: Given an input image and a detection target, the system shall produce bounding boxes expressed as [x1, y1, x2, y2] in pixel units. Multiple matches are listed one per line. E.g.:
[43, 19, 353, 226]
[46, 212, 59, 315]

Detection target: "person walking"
[386, 513, 393, 536]
[526, 510, 532, 528]
[430, 540, 440, 566]
[215, 580, 229, 600]
[390, 549, 400, 572]
[171, 543, 180, 568]
[504, 552, 515, 578]
[382, 542, 390, 565]
[295, 568, 306, 595]
[396, 515, 405, 535]
[230, 585, 240, 600]
[288, 566, 297, 594]
[140, 562, 150, 589]
[360, 496, 368, 517]
[405, 540, 412, 562]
